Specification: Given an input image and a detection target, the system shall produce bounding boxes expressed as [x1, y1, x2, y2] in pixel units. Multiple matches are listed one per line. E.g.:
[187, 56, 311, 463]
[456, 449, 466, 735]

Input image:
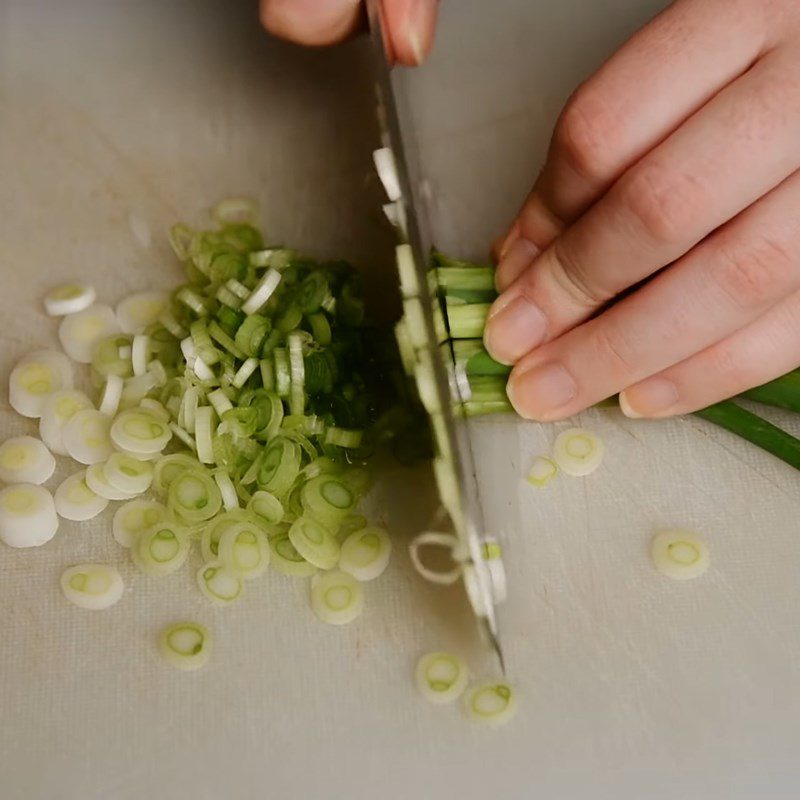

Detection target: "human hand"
[484, 0, 800, 421]
[260, 0, 439, 66]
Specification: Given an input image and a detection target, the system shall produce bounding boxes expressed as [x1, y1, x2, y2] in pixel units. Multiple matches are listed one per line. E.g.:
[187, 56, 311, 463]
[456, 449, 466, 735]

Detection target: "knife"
[365, 0, 506, 672]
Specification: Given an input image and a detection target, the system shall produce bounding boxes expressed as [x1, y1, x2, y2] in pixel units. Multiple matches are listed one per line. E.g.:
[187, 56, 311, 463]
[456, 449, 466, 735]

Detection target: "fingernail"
[495, 237, 540, 292]
[619, 378, 679, 418]
[406, 0, 430, 65]
[498, 224, 520, 260]
[484, 295, 547, 365]
[507, 362, 577, 420]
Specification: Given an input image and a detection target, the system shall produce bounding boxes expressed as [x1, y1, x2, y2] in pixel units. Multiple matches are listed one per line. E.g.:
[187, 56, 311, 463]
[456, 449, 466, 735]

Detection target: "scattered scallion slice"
[415, 652, 469, 704]
[54, 470, 109, 521]
[241, 268, 282, 315]
[62, 409, 114, 465]
[339, 526, 391, 582]
[526, 455, 558, 488]
[131, 334, 150, 376]
[194, 406, 215, 464]
[116, 291, 169, 334]
[112, 499, 167, 548]
[0, 436, 56, 485]
[269, 532, 317, 577]
[481, 538, 507, 604]
[158, 622, 212, 671]
[0, 483, 59, 548]
[168, 468, 222, 524]
[99, 374, 124, 416]
[288, 516, 340, 570]
[408, 532, 464, 585]
[104, 452, 154, 495]
[85, 463, 137, 501]
[217, 520, 270, 579]
[650, 529, 710, 580]
[58, 304, 121, 363]
[9, 350, 74, 418]
[310, 569, 364, 625]
[213, 469, 239, 511]
[39, 389, 93, 456]
[110, 407, 172, 456]
[153, 454, 203, 499]
[60, 564, 124, 610]
[132, 519, 190, 576]
[552, 428, 604, 477]
[463, 681, 518, 726]
[247, 490, 284, 524]
[197, 561, 244, 606]
[44, 283, 97, 317]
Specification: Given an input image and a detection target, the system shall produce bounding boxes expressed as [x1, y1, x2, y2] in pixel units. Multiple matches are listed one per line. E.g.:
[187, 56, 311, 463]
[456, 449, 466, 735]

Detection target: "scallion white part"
[207, 389, 233, 418]
[194, 406, 215, 464]
[269, 533, 317, 577]
[463, 681, 518, 727]
[131, 334, 150, 376]
[0, 436, 56, 485]
[169, 423, 197, 453]
[110, 408, 172, 456]
[415, 652, 469, 704]
[99, 374, 124, 416]
[158, 622, 212, 671]
[39, 389, 93, 456]
[213, 470, 239, 511]
[139, 398, 170, 422]
[526, 455, 558, 488]
[178, 387, 199, 432]
[63, 409, 114, 465]
[395, 244, 419, 298]
[43, 283, 97, 317]
[152, 453, 202, 498]
[180, 337, 214, 381]
[339, 526, 392, 582]
[212, 196, 257, 224]
[132, 520, 190, 576]
[9, 350, 74, 418]
[85, 463, 137, 501]
[288, 516, 340, 570]
[112, 499, 166, 547]
[0, 483, 58, 548]
[247, 490, 283, 524]
[552, 428, 605, 477]
[54, 470, 109, 521]
[651, 529, 710, 580]
[408, 532, 464, 585]
[60, 564, 124, 610]
[372, 147, 401, 201]
[241, 268, 282, 315]
[168, 468, 222, 523]
[232, 357, 258, 389]
[218, 520, 270, 579]
[116, 291, 169, 334]
[310, 569, 364, 626]
[58, 304, 120, 363]
[481, 538, 507, 604]
[197, 561, 244, 606]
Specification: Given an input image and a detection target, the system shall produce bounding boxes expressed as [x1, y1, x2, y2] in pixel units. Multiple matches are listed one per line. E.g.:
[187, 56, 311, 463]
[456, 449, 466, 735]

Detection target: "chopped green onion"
[268, 532, 317, 577]
[63, 409, 114, 465]
[190, 320, 221, 366]
[235, 314, 271, 357]
[0, 436, 56, 485]
[10, 350, 74, 418]
[194, 406, 215, 464]
[200, 510, 250, 562]
[213, 469, 240, 511]
[112, 499, 167, 548]
[408, 532, 463, 585]
[39, 389, 93, 456]
[208, 320, 247, 360]
[247, 490, 284, 524]
[60, 564, 124, 610]
[104, 452, 154, 495]
[197, 561, 244, 606]
[339, 525, 391, 581]
[110, 408, 172, 456]
[44, 283, 96, 317]
[241, 268, 282, 315]
[169, 423, 197, 453]
[218, 520, 270, 579]
[178, 387, 200, 431]
[288, 516, 340, 569]
[168, 468, 222, 524]
[131, 334, 151, 376]
[85, 463, 137, 501]
[116, 291, 169, 334]
[132, 519, 190, 576]
[0, 483, 59, 548]
[99, 374, 124, 416]
[233, 357, 259, 389]
[54, 470, 109, 521]
[158, 622, 212, 671]
[651, 529, 710, 580]
[91, 334, 134, 379]
[301, 475, 356, 529]
[526, 456, 558, 488]
[58, 305, 121, 363]
[552, 428, 604, 476]
[463, 681, 518, 726]
[207, 388, 234, 418]
[310, 569, 364, 625]
[415, 652, 469, 704]
[324, 427, 362, 449]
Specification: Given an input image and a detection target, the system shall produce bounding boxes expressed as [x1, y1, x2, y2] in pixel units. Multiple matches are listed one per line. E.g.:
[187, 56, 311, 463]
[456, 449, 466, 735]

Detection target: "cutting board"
[1, 2, 799, 799]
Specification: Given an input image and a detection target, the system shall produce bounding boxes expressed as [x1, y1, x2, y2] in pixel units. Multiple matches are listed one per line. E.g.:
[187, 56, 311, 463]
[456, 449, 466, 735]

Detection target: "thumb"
[382, 0, 440, 66]
[260, 0, 363, 47]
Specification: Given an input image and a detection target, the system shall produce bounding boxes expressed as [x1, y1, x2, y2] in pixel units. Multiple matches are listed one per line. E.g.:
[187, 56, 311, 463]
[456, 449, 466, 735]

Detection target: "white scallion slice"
[408, 532, 464, 585]
[232, 357, 258, 389]
[110, 408, 172, 456]
[85, 463, 137, 501]
[178, 387, 199, 431]
[194, 406, 215, 464]
[132, 520, 190, 576]
[63, 409, 114, 465]
[139, 398, 170, 422]
[241, 268, 282, 315]
[169, 423, 197, 453]
[247, 490, 284, 524]
[269, 533, 317, 577]
[60, 564, 123, 610]
[199, 510, 250, 562]
[373, 146, 401, 201]
[212, 196, 258, 224]
[131, 334, 150, 377]
[552, 428, 605, 477]
[104, 452, 153, 495]
[99, 374, 124, 416]
[481, 538, 507, 604]
[310, 569, 364, 626]
[116, 291, 169, 334]
[0, 436, 56, 485]
[651, 529, 710, 580]
[39, 389, 93, 456]
[158, 622, 212, 671]
[218, 520, 270, 579]
[152, 453, 202, 498]
[54, 470, 109, 521]
[9, 350, 74, 418]
[526, 455, 558, 488]
[415, 652, 469, 704]
[44, 283, 97, 316]
[197, 561, 244, 606]
[213, 470, 239, 511]
[288, 516, 340, 570]
[463, 681, 518, 727]
[58, 304, 120, 363]
[0, 484, 58, 548]
[339, 526, 391, 582]
[112, 499, 167, 547]
[168, 468, 222, 524]
[207, 388, 233, 418]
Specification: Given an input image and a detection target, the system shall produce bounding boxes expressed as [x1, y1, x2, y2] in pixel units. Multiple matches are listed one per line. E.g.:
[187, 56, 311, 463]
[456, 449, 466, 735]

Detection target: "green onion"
[288, 516, 340, 569]
[132, 520, 190, 576]
[415, 652, 469, 704]
[158, 622, 212, 671]
[269, 533, 318, 577]
[310, 569, 363, 625]
[197, 561, 244, 606]
[168, 468, 222, 523]
[218, 520, 270, 579]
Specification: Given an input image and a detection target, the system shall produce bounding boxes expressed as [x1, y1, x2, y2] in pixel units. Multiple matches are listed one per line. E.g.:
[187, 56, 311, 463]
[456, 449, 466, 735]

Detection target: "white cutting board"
[1, 2, 799, 799]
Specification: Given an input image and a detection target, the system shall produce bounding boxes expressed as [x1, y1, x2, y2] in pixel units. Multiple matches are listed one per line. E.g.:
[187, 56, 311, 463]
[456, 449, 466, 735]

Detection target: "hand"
[484, 0, 800, 421]
[260, 0, 439, 66]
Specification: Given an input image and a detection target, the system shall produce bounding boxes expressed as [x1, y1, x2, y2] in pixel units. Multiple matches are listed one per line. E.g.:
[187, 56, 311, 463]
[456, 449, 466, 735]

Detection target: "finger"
[383, 0, 439, 66]
[619, 292, 800, 418]
[260, 0, 362, 47]
[494, 0, 773, 290]
[503, 168, 800, 421]
[485, 48, 800, 366]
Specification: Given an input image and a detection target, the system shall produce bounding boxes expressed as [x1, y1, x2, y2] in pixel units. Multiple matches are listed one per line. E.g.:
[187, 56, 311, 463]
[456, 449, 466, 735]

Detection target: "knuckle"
[544, 237, 611, 309]
[618, 163, 707, 247]
[552, 88, 621, 183]
[708, 344, 747, 385]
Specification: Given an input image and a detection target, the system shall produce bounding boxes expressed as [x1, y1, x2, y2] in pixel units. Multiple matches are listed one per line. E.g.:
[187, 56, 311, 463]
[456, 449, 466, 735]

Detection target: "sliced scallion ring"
[241, 268, 282, 315]
[132, 520, 190, 576]
[158, 622, 212, 671]
[212, 196, 258, 225]
[310, 569, 364, 625]
[481, 537, 507, 604]
[0, 436, 56, 485]
[10, 350, 74, 418]
[110, 408, 172, 455]
[552, 428, 605, 477]
[85, 463, 137, 501]
[168, 468, 222, 524]
[104, 452, 154, 495]
[60, 564, 124, 610]
[415, 652, 469, 704]
[463, 681, 518, 727]
[112, 499, 167, 548]
[408, 532, 464, 586]
[247, 490, 284, 524]
[200, 510, 251, 562]
[39, 389, 93, 456]
[527, 455, 558, 488]
[194, 406, 215, 464]
[197, 561, 244, 606]
[139, 398, 170, 422]
[300, 475, 357, 529]
[116, 291, 169, 334]
[651, 529, 710, 580]
[153, 453, 203, 498]
[288, 516, 340, 570]
[54, 470, 109, 521]
[99, 374, 124, 417]
[232, 357, 259, 389]
[213, 469, 239, 511]
[62, 409, 114, 465]
[339, 526, 391, 582]
[131, 334, 150, 377]
[373, 146, 401, 201]
[44, 283, 96, 316]
[335, 514, 368, 542]
[58, 304, 121, 363]
[269, 532, 317, 577]
[0, 483, 58, 548]
[217, 520, 270, 579]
